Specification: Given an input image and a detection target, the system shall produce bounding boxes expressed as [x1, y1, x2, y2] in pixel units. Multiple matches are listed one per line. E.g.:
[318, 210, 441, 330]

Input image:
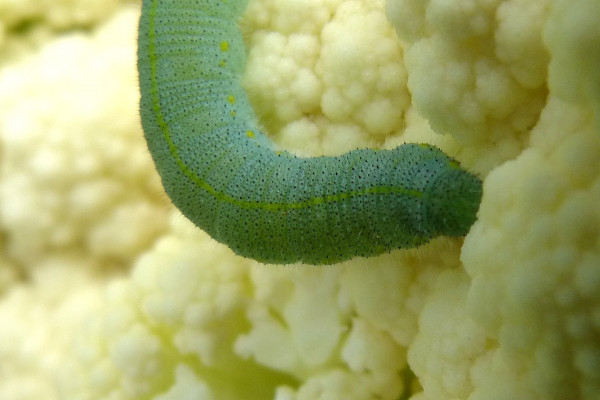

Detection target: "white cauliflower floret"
[243, 0, 410, 156]
[59, 215, 293, 400]
[0, 0, 124, 60]
[495, 0, 549, 88]
[386, 0, 550, 172]
[154, 365, 216, 400]
[0, 263, 105, 400]
[0, 7, 169, 269]
[0, 0, 121, 32]
[462, 98, 600, 400]
[61, 213, 463, 400]
[544, 0, 600, 112]
[408, 269, 489, 399]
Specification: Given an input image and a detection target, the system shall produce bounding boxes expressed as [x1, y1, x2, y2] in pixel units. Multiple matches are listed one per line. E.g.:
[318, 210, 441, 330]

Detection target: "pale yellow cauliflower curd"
[0, 8, 169, 269]
[0, 0, 597, 399]
[243, 0, 410, 155]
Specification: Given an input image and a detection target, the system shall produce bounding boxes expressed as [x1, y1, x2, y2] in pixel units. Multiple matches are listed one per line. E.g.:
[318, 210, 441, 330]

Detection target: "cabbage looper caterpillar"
[137, 0, 482, 264]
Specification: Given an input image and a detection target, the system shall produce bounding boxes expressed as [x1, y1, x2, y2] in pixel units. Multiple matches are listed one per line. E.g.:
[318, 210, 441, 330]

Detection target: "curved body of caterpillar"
[137, 0, 482, 265]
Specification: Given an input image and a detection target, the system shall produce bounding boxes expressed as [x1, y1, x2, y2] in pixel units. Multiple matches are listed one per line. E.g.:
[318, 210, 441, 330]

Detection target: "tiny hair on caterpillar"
[137, 0, 483, 265]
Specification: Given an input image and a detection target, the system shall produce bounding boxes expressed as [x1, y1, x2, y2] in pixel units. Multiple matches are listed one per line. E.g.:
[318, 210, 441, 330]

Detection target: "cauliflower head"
[0, 0, 597, 399]
[0, 6, 169, 270]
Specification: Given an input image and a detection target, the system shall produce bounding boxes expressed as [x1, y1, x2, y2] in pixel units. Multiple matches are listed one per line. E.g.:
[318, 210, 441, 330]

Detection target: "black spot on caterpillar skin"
[137, 0, 483, 264]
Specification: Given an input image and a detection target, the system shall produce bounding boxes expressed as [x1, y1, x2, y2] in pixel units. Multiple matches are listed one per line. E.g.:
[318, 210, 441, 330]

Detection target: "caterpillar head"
[424, 167, 483, 237]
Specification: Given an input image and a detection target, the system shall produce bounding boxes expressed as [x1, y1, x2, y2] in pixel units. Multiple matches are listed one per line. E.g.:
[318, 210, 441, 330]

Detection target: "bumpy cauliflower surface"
[0, 4, 169, 270]
[0, 0, 597, 399]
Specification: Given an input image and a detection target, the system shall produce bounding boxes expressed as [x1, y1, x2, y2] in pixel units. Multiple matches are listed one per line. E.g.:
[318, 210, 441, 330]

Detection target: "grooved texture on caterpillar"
[137, 0, 483, 265]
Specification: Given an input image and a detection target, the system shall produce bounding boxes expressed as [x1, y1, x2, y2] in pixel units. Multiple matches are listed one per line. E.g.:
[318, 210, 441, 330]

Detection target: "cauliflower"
[242, 0, 410, 154]
[0, 6, 169, 270]
[0, 263, 106, 399]
[58, 214, 457, 400]
[0, 0, 123, 62]
[0, 0, 598, 400]
[386, 0, 550, 172]
[0, 0, 120, 32]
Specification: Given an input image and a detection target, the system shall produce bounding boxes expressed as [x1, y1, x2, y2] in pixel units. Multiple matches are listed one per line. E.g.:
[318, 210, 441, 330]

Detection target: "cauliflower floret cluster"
[387, 0, 550, 172]
[0, 263, 106, 400]
[0, 7, 169, 270]
[243, 0, 410, 155]
[0, 0, 597, 399]
[0, 0, 123, 62]
[0, 0, 120, 32]
[59, 214, 461, 400]
[462, 97, 600, 400]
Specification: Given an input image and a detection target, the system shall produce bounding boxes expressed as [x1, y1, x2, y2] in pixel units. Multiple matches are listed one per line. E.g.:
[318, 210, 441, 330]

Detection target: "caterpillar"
[137, 0, 483, 265]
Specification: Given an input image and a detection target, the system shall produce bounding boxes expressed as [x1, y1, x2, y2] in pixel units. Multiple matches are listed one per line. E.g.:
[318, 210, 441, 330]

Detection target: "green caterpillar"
[137, 0, 482, 265]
